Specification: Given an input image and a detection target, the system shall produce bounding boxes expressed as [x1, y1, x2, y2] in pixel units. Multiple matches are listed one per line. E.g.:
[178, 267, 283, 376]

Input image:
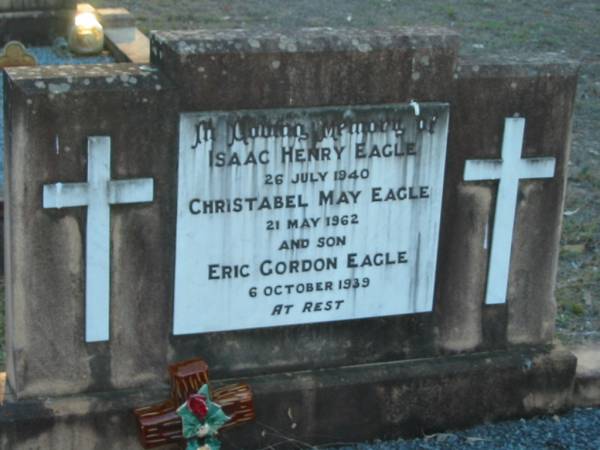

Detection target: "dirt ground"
[94, 0, 600, 344]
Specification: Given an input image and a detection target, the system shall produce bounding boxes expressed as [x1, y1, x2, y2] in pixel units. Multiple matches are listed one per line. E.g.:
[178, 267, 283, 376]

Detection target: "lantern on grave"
[68, 11, 104, 55]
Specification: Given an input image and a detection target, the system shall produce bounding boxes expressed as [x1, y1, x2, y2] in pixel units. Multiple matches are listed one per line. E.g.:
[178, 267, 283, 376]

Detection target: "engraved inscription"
[174, 103, 449, 335]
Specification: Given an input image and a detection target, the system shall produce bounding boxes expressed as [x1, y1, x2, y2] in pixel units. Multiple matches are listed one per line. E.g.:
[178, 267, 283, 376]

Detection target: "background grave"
[0, 2, 149, 363]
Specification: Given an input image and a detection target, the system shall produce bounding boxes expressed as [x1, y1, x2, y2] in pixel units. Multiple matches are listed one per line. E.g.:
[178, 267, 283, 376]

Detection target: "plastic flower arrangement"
[176, 384, 231, 450]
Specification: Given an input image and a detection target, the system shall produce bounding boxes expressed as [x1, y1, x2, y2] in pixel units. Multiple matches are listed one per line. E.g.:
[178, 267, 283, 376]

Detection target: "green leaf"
[185, 438, 201, 450]
[177, 384, 230, 446]
[177, 404, 202, 439]
[177, 405, 196, 422]
[199, 384, 211, 400]
[206, 436, 222, 450]
[207, 407, 230, 430]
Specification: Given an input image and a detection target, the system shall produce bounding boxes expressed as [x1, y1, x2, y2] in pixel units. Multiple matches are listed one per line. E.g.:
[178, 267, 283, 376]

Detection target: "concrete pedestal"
[0, 347, 577, 449]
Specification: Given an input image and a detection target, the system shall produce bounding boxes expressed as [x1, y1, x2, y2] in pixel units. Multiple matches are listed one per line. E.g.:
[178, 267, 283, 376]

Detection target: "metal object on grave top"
[0, 41, 37, 68]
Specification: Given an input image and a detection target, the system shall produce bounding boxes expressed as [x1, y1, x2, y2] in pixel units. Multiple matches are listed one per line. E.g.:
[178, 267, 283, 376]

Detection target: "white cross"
[464, 117, 556, 305]
[43, 137, 154, 342]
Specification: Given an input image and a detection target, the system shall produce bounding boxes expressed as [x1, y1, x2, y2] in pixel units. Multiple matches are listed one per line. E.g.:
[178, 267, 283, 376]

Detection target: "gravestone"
[0, 0, 77, 44]
[0, 0, 75, 10]
[0, 27, 579, 449]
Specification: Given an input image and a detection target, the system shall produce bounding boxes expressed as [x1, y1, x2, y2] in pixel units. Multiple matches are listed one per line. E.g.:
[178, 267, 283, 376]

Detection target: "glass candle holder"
[68, 12, 104, 55]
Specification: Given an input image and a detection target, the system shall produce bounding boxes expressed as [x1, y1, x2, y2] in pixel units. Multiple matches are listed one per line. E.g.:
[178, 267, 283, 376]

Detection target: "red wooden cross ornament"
[134, 358, 255, 449]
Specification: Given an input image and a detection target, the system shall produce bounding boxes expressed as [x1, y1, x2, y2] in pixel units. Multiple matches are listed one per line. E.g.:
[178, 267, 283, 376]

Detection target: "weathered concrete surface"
[4, 64, 178, 399]
[154, 29, 577, 377]
[0, 348, 578, 450]
[571, 345, 600, 407]
[435, 56, 579, 352]
[3, 29, 579, 400]
[97, 7, 136, 28]
[151, 27, 460, 110]
[0, 0, 77, 43]
[97, 6, 150, 64]
[104, 28, 150, 64]
[0, 378, 168, 450]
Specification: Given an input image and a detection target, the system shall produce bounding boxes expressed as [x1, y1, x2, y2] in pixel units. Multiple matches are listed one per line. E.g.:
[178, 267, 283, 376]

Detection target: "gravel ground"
[325, 408, 600, 450]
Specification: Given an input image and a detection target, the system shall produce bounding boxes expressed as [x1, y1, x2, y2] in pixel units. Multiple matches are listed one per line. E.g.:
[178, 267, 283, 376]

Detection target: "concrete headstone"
[0, 27, 580, 450]
[0, 0, 77, 45]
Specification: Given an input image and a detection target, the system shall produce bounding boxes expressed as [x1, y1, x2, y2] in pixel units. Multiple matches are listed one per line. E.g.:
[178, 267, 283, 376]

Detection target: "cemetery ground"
[2, 0, 595, 369]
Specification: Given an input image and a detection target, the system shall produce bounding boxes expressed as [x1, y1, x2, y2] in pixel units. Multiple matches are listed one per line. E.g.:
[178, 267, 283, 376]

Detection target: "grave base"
[571, 345, 600, 407]
[0, 9, 74, 45]
[0, 347, 576, 450]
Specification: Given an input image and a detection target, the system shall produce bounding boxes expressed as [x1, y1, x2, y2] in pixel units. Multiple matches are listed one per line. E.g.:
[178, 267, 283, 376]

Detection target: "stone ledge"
[571, 345, 600, 407]
[104, 28, 150, 64]
[457, 54, 580, 79]
[151, 26, 460, 110]
[151, 26, 460, 56]
[97, 7, 136, 29]
[4, 63, 170, 94]
[93, 4, 150, 64]
[0, 347, 577, 449]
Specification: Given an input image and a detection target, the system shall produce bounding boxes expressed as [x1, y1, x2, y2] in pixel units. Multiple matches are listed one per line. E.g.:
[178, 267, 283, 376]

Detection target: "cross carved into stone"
[43, 136, 154, 342]
[464, 117, 556, 305]
[134, 358, 255, 449]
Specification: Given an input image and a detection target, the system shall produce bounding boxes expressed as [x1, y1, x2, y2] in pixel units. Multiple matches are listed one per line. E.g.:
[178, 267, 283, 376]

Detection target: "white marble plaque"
[174, 103, 449, 335]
